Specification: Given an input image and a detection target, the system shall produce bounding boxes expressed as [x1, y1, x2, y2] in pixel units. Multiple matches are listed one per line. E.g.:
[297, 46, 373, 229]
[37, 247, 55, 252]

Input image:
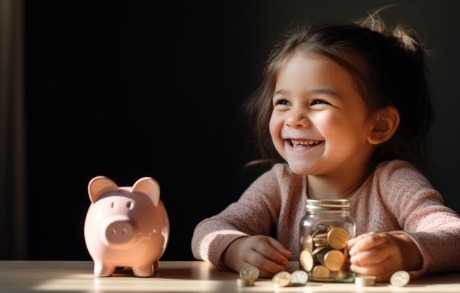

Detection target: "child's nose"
[286, 109, 310, 128]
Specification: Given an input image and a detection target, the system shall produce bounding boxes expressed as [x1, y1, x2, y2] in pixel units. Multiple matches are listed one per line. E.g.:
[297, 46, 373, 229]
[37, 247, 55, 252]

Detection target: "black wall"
[24, 0, 460, 261]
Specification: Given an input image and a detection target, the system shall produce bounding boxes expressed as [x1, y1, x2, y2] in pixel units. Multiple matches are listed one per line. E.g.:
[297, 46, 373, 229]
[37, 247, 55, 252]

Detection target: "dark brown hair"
[243, 8, 433, 170]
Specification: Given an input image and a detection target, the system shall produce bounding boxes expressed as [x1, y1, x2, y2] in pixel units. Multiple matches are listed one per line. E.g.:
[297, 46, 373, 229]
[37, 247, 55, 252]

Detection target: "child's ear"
[367, 106, 400, 145]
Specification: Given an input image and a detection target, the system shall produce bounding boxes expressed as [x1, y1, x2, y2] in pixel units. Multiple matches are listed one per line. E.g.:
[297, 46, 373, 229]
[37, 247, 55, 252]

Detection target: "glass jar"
[299, 199, 356, 282]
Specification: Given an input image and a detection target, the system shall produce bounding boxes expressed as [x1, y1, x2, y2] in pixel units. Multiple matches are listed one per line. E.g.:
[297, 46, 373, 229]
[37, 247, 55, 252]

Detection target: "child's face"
[269, 52, 375, 177]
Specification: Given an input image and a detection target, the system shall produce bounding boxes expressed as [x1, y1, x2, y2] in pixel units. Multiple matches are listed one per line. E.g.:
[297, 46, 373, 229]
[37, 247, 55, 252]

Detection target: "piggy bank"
[84, 176, 169, 277]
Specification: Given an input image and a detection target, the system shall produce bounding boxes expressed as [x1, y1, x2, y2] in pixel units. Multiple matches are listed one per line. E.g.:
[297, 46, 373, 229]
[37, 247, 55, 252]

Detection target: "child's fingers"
[348, 232, 387, 256]
[253, 237, 291, 265]
[267, 237, 293, 258]
[243, 248, 287, 277]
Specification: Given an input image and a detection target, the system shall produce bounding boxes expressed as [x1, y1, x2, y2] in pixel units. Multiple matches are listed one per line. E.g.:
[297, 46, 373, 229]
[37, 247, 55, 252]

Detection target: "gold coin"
[327, 227, 350, 249]
[313, 238, 328, 247]
[299, 250, 314, 272]
[323, 249, 345, 271]
[272, 271, 291, 287]
[302, 235, 313, 252]
[311, 265, 330, 279]
[313, 232, 328, 242]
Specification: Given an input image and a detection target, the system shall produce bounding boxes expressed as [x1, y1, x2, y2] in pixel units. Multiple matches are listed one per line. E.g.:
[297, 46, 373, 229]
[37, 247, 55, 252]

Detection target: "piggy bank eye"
[126, 201, 133, 209]
[111, 201, 115, 208]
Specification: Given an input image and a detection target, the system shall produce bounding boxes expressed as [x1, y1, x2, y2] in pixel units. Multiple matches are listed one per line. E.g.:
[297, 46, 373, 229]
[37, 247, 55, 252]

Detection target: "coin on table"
[239, 264, 259, 281]
[290, 270, 309, 286]
[236, 278, 255, 287]
[300, 250, 314, 272]
[355, 275, 376, 286]
[390, 270, 410, 287]
[327, 227, 350, 250]
[272, 271, 291, 287]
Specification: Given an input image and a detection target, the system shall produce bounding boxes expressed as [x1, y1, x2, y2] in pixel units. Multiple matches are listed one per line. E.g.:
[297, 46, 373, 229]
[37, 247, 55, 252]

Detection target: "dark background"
[24, 0, 460, 261]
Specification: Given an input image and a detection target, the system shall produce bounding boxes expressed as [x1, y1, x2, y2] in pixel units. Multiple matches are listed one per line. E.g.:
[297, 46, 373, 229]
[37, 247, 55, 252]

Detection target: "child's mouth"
[288, 139, 322, 148]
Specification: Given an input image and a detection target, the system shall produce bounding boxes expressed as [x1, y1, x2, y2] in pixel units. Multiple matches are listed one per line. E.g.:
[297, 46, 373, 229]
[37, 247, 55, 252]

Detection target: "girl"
[191, 9, 460, 282]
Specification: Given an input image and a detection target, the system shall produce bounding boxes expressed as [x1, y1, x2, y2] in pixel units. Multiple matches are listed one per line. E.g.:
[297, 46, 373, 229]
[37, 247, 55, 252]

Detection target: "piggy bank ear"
[132, 177, 161, 206]
[88, 176, 119, 203]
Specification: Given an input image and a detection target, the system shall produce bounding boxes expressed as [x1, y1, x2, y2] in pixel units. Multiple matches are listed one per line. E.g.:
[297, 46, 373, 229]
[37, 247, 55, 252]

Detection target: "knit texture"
[191, 160, 460, 277]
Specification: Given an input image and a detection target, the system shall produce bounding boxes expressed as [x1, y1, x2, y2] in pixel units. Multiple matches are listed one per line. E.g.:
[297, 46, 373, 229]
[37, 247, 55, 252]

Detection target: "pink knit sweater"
[191, 160, 460, 277]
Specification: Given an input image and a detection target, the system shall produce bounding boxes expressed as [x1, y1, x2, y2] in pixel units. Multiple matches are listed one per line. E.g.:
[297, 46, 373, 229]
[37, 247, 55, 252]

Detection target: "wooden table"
[1, 261, 459, 292]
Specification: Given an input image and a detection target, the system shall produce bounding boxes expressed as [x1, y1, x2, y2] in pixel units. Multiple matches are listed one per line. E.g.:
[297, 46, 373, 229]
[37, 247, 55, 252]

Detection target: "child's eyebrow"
[309, 88, 339, 97]
[273, 89, 288, 96]
[273, 87, 339, 97]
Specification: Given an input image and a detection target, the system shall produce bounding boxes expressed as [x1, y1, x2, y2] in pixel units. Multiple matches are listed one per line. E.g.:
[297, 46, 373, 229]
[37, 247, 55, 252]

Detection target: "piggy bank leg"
[132, 263, 154, 277]
[94, 261, 115, 277]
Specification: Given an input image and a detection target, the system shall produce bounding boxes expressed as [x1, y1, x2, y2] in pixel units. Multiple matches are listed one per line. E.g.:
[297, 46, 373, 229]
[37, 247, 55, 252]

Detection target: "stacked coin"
[299, 225, 353, 281]
[355, 275, 376, 286]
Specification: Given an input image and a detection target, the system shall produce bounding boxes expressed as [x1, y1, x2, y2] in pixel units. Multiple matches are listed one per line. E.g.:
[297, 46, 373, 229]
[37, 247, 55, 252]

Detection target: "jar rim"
[305, 199, 350, 210]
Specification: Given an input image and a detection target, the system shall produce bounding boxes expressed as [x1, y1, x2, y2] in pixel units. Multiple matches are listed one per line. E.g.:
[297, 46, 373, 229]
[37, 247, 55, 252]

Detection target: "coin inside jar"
[300, 250, 314, 272]
[302, 235, 313, 252]
[323, 249, 345, 271]
[311, 265, 330, 279]
[327, 227, 350, 250]
[300, 199, 355, 283]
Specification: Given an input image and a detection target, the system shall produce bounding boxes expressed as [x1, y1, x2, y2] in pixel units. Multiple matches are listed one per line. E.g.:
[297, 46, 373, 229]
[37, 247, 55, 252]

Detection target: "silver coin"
[236, 278, 255, 287]
[290, 270, 309, 285]
[390, 270, 410, 287]
[239, 264, 259, 281]
[355, 275, 376, 286]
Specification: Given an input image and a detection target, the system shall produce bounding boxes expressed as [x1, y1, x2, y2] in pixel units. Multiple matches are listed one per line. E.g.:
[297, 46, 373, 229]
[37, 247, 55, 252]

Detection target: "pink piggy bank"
[84, 176, 169, 277]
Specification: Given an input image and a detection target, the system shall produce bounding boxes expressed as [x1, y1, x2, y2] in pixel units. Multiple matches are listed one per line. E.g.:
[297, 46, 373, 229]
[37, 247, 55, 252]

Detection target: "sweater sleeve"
[377, 160, 460, 276]
[190, 164, 284, 268]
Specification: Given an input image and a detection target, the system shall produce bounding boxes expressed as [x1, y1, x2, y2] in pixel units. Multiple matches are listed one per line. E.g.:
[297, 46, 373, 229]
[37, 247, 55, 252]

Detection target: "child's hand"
[222, 235, 293, 278]
[348, 231, 421, 281]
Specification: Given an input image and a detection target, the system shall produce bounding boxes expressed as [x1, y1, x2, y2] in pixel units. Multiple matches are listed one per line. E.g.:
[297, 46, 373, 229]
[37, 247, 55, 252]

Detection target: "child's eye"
[310, 99, 330, 106]
[273, 98, 290, 107]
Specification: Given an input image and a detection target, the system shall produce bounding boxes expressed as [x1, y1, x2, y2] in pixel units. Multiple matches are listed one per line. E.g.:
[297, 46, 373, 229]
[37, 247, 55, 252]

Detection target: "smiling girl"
[191, 8, 460, 282]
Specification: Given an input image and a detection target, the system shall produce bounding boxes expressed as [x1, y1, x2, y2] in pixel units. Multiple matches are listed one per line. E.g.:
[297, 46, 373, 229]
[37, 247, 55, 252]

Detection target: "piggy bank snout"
[103, 218, 137, 246]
